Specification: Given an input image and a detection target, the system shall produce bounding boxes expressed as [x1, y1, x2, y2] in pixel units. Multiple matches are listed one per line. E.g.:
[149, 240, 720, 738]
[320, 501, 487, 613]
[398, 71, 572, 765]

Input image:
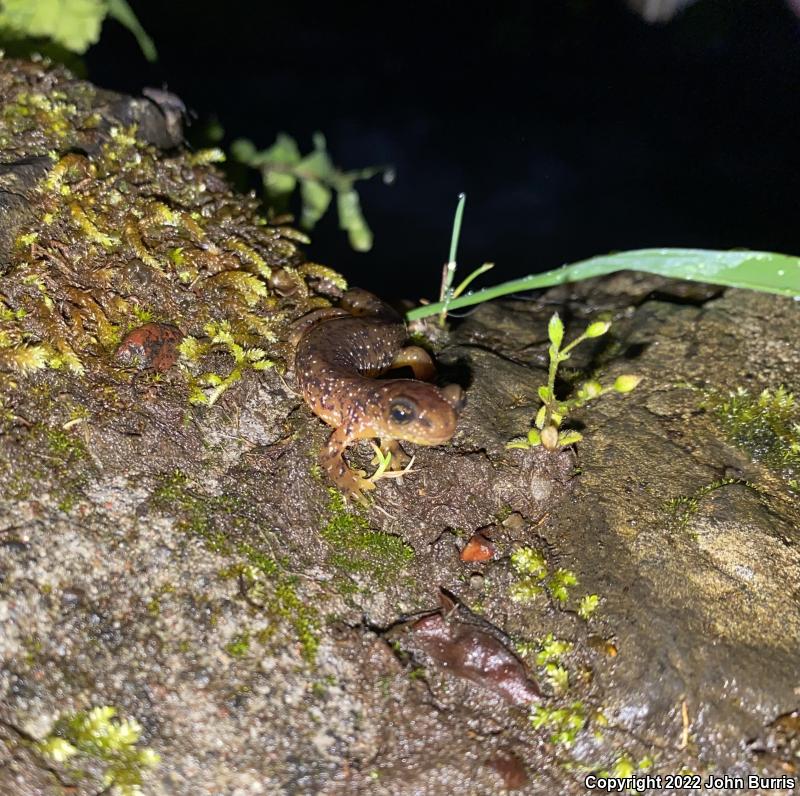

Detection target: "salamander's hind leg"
[390, 346, 436, 381]
[371, 438, 411, 471]
[321, 425, 375, 505]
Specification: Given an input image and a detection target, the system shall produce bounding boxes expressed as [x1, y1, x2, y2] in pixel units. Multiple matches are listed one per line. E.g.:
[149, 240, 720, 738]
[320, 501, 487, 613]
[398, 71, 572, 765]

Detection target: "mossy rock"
[1, 58, 800, 795]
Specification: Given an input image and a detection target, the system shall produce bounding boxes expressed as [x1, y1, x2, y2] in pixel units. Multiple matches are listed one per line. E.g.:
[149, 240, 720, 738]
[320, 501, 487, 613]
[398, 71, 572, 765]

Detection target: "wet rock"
[485, 750, 529, 790]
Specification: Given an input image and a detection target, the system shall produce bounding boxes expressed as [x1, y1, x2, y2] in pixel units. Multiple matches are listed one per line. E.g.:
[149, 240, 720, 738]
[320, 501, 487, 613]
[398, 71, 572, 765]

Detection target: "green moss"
[705, 387, 800, 490]
[37, 705, 160, 796]
[665, 477, 747, 533]
[548, 568, 579, 604]
[578, 594, 600, 619]
[531, 700, 587, 748]
[508, 546, 579, 606]
[225, 632, 251, 657]
[45, 425, 86, 460]
[321, 488, 414, 583]
[494, 504, 513, 523]
[0, 64, 346, 409]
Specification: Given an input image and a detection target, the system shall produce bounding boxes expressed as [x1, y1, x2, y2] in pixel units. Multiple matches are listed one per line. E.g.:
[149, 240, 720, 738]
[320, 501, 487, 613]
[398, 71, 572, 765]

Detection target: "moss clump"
[530, 700, 587, 748]
[705, 387, 800, 490]
[321, 488, 414, 584]
[0, 421, 92, 513]
[37, 705, 160, 796]
[518, 633, 575, 695]
[508, 546, 579, 606]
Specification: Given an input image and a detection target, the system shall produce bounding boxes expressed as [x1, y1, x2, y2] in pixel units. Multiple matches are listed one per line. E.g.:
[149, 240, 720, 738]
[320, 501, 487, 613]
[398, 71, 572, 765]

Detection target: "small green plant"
[509, 546, 547, 602]
[665, 477, 746, 532]
[507, 313, 641, 452]
[0, 0, 155, 60]
[578, 593, 600, 619]
[367, 442, 415, 484]
[231, 132, 392, 251]
[435, 193, 494, 327]
[508, 546, 580, 607]
[37, 705, 160, 796]
[535, 634, 574, 694]
[530, 700, 587, 748]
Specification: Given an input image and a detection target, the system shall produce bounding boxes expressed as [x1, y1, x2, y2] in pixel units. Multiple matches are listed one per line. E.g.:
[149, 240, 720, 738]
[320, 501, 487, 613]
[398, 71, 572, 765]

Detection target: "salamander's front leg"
[321, 424, 375, 505]
[390, 346, 436, 382]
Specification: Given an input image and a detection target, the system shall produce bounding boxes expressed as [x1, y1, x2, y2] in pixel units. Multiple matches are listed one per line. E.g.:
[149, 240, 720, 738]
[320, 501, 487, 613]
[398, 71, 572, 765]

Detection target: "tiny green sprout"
[506, 313, 641, 452]
[510, 547, 547, 578]
[548, 568, 578, 603]
[37, 706, 160, 796]
[367, 442, 415, 483]
[530, 701, 586, 748]
[535, 634, 573, 665]
[578, 594, 600, 619]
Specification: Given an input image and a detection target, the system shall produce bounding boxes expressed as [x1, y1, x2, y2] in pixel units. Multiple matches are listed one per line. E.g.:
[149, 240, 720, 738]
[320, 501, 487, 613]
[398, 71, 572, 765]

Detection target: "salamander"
[294, 288, 462, 502]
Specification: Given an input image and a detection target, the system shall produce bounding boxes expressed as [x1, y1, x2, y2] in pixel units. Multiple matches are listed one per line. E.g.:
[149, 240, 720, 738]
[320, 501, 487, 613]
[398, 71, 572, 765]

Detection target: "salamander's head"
[378, 380, 461, 446]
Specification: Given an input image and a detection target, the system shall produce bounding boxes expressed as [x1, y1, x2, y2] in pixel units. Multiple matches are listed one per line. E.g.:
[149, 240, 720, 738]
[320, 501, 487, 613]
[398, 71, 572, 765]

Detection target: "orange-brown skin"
[295, 289, 459, 502]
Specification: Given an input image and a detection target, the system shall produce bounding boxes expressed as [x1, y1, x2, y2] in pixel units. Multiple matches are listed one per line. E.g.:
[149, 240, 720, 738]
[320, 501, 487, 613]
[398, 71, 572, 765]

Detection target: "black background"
[86, 0, 800, 299]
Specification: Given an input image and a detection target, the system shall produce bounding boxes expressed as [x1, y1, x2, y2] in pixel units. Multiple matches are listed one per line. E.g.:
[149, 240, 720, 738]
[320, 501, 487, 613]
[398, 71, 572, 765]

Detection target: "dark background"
[85, 0, 800, 299]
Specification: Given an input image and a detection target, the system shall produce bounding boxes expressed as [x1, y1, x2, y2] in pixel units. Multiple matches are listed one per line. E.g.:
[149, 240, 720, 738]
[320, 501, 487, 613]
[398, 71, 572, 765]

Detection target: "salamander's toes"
[334, 467, 376, 505]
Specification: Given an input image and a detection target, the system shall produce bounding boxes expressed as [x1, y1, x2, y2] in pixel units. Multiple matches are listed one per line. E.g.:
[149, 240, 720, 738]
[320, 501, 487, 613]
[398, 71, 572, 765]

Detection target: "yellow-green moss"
[530, 700, 587, 748]
[225, 632, 251, 657]
[36, 705, 160, 796]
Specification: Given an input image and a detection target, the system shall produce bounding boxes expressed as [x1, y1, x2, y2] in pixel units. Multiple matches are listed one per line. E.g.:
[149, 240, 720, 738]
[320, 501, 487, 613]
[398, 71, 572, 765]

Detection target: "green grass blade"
[448, 192, 467, 265]
[406, 248, 800, 321]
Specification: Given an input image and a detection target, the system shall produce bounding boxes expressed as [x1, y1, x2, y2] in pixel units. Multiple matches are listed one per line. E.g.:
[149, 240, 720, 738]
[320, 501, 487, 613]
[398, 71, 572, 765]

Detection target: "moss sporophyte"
[507, 313, 641, 452]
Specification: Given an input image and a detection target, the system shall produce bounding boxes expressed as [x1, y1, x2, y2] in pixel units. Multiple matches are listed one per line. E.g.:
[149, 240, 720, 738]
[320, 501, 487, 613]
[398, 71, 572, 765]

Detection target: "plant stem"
[438, 193, 467, 327]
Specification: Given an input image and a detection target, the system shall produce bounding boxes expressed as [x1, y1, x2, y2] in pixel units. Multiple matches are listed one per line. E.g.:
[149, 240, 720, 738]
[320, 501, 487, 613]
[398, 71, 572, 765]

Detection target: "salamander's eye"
[389, 397, 417, 424]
